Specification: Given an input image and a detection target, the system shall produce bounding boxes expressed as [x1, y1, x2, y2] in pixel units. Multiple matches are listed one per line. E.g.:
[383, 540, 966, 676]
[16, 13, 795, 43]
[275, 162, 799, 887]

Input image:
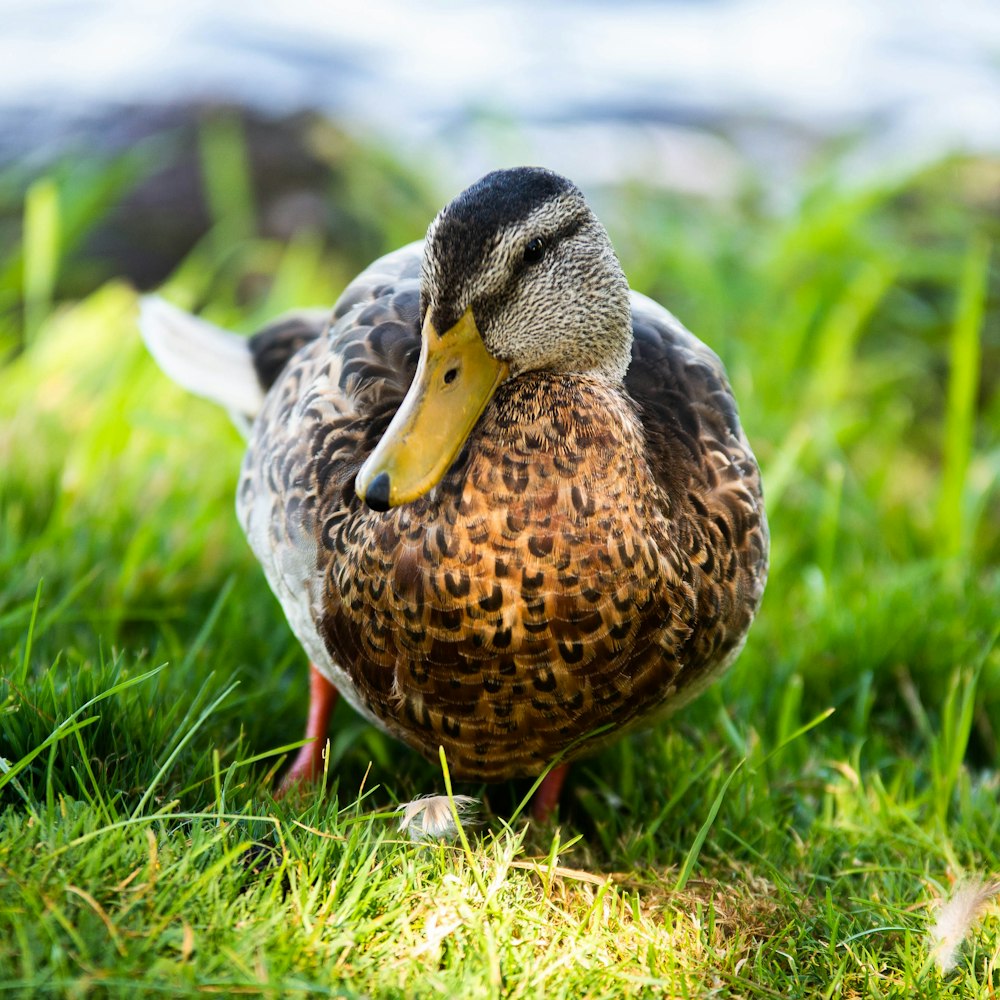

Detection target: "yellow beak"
[355, 306, 509, 510]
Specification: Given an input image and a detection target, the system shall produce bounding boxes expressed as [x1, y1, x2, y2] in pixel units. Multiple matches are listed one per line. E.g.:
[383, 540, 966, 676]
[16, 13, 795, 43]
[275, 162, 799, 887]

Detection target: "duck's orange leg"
[277, 663, 339, 795]
[531, 763, 571, 822]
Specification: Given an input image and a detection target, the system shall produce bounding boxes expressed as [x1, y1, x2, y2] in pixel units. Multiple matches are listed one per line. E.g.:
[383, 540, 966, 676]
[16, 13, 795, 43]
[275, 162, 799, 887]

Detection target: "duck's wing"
[242, 243, 426, 411]
[237, 241, 423, 421]
[238, 240, 426, 523]
[318, 240, 426, 431]
[328, 241, 425, 322]
[625, 291, 769, 669]
[235, 242, 426, 696]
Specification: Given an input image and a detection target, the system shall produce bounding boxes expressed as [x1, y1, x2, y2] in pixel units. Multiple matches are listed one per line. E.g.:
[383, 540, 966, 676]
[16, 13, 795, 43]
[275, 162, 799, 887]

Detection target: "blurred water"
[4, 0, 1000, 190]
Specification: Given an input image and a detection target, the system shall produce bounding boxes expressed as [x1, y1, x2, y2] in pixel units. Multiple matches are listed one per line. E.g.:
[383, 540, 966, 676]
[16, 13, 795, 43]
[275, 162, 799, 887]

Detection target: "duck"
[140, 166, 768, 821]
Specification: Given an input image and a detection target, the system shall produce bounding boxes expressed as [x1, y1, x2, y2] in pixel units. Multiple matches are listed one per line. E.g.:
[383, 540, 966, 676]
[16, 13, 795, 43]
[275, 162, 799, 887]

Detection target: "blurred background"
[3, 0, 1000, 295]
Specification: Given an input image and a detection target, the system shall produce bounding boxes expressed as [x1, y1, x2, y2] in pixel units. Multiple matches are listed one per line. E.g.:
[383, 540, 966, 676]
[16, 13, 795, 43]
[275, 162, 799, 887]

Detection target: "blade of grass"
[439, 746, 492, 907]
[508, 722, 615, 824]
[757, 706, 836, 770]
[22, 177, 60, 347]
[935, 236, 989, 560]
[18, 580, 44, 684]
[198, 113, 256, 245]
[674, 757, 744, 891]
[131, 679, 239, 818]
[179, 575, 236, 675]
[674, 707, 833, 892]
[804, 258, 896, 413]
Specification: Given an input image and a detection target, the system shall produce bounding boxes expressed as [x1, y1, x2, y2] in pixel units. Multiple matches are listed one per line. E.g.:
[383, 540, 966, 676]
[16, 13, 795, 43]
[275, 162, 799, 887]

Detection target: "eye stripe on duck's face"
[422, 189, 587, 329]
[469, 215, 587, 342]
[510, 215, 584, 278]
[430, 212, 587, 338]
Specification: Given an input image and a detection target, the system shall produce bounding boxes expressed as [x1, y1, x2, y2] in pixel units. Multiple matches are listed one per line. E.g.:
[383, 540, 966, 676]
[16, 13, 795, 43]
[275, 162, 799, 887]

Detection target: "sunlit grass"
[1, 122, 998, 997]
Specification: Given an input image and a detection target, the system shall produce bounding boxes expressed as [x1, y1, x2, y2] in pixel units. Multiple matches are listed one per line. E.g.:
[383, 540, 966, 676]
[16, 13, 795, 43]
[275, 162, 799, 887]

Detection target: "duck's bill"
[355, 306, 509, 511]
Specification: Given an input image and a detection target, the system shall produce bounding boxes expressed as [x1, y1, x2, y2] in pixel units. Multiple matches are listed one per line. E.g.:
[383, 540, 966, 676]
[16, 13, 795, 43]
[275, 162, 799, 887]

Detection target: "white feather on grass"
[397, 795, 480, 842]
[927, 875, 1000, 973]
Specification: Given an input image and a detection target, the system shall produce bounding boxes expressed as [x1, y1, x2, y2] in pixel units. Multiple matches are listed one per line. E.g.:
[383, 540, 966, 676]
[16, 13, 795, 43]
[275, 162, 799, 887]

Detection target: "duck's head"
[355, 167, 631, 512]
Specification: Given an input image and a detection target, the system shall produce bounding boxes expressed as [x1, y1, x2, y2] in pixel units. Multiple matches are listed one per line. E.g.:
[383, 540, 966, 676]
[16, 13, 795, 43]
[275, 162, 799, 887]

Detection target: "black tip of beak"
[364, 472, 392, 512]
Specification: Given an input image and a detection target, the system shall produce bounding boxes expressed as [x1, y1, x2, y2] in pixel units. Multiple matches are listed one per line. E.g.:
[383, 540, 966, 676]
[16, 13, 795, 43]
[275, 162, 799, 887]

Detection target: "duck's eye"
[523, 237, 545, 264]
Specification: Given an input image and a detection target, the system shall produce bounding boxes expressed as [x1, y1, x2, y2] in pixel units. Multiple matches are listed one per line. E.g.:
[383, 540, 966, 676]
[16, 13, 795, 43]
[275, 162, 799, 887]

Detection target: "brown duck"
[140, 167, 769, 819]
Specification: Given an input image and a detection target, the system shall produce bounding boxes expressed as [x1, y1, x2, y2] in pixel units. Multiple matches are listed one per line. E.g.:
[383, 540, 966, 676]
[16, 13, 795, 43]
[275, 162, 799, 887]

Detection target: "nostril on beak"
[364, 472, 392, 512]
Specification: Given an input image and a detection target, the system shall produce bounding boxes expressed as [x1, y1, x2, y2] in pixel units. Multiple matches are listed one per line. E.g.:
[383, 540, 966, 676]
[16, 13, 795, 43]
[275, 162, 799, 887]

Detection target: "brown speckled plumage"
[235, 170, 768, 781]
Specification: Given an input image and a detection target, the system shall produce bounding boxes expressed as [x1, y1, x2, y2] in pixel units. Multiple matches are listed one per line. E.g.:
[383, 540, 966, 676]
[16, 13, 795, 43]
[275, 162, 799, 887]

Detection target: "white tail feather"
[138, 296, 265, 419]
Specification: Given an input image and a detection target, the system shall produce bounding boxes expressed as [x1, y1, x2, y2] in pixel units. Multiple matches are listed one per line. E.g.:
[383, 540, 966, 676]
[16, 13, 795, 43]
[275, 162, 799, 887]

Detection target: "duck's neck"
[486, 371, 636, 450]
[426, 371, 651, 521]
[379, 373, 654, 539]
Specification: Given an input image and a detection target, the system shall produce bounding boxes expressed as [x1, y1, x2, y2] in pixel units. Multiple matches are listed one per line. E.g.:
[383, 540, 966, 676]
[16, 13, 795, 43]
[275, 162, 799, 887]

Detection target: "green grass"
[1, 119, 999, 997]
